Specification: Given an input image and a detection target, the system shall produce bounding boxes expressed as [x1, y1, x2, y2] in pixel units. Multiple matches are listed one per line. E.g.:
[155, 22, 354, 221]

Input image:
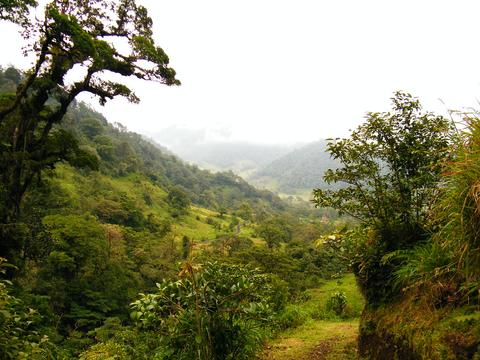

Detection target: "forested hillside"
[65, 109, 286, 215]
[153, 133, 342, 198]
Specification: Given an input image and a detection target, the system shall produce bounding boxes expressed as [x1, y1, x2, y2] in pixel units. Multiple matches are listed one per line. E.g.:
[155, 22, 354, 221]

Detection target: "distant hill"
[152, 127, 299, 178]
[250, 140, 340, 195]
[153, 127, 340, 197]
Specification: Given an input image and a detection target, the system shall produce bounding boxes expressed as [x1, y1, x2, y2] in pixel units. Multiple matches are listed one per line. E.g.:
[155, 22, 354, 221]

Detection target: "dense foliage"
[130, 262, 275, 360]
[313, 92, 455, 305]
[0, 258, 54, 359]
[7, 2, 478, 358]
[0, 0, 36, 26]
[392, 114, 480, 303]
[311, 94, 480, 358]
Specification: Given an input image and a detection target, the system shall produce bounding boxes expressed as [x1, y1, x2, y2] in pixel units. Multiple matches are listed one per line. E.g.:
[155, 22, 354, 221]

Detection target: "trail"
[259, 320, 359, 360]
[259, 274, 363, 360]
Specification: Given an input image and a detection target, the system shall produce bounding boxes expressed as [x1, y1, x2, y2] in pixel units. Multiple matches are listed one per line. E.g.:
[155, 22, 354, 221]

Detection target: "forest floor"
[259, 274, 363, 360]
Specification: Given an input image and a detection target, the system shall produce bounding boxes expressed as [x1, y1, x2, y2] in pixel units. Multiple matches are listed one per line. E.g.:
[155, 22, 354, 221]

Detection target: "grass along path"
[259, 274, 363, 360]
[259, 319, 358, 360]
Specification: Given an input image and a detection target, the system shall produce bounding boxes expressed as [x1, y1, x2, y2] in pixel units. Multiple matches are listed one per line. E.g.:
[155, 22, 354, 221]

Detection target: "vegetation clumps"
[314, 91, 454, 306]
[359, 114, 480, 359]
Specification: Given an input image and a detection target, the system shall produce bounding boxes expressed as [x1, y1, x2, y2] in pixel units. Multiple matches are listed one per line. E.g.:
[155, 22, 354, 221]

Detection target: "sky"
[1, 0, 480, 144]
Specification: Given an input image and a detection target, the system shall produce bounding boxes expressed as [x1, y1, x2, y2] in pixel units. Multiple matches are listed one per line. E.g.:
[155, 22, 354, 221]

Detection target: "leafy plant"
[130, 261, 276, 360]
[167, 186, 191, 216]
[390, 114, 480, 303]
[274, 304, 309, 330]
[257, 217, 292, 249]
[389, 241, 456, 294]
[79, 341, 128, 360]
[0, 0, 36, 26]
[0, 258, 52, 359]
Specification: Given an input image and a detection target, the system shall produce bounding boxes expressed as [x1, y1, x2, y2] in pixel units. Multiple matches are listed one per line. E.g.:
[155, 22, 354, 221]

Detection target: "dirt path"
[259, 275, 363, 359]
[259, 320, 359, 360]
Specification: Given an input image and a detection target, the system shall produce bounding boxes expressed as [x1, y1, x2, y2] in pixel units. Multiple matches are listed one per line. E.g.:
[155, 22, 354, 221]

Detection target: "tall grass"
[392, 241, 456, 292]
[433, 116, 480, 291]
[392, 115, 480, 302]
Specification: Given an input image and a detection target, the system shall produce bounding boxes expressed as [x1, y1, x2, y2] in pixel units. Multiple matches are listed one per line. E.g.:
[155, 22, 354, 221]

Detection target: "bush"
[326, 291, 347, 316]
[350, 228, 400, 306]
[130, 262, 276, 360]
[313, 92, 455, 307]
[79, 341, 128, 360]
[391, 241, 456, 302]
[166, 186, 190, 216]
[82, 326, 162, 360]
[275, 305, 309, 330]
[429, 116, 480, 296]
[387, 116, 480, 304]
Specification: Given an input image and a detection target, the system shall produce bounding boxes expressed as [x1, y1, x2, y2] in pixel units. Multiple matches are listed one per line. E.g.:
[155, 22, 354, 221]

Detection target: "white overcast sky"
[1, 0, 480, 144]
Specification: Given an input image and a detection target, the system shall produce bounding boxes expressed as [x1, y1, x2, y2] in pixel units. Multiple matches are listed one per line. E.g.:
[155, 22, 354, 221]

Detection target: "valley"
[153, 130, 341, 200]
[0, 66, 354, 358]
[1, 1, 480, 358]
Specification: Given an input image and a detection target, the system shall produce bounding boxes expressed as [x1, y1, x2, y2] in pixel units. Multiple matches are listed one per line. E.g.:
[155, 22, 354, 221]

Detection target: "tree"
[313, 91, 453, 249]
[236, 201, 253, 221]
[313, 92, 454, 304]
[2, 68, 22, 86]
[258, 217, 292, 249]
[79, 117, 104, 139]
[167, 186, 191, 215]
[217, 205, 227, 218]
[0, 0, 179, 258]
[35, 215, 139, 332]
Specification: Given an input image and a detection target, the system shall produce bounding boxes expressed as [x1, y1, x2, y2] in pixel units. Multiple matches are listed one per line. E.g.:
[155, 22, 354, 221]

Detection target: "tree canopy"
[0, 0, 180, 259]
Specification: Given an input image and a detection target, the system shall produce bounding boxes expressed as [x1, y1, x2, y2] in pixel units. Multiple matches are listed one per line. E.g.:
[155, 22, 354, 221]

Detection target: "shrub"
[130, 262, 276, 360]
[313, 92, 455, 307]
[390, 241, 456, 300]
[275, 305, 309, 330]
[79, 341, 128, 360]
[326, 291, 347, 316]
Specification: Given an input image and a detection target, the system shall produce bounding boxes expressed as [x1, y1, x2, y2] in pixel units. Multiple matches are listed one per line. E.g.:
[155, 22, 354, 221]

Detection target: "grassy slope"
[260, 274, 364, 360]
[53, 163, 255, 244]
